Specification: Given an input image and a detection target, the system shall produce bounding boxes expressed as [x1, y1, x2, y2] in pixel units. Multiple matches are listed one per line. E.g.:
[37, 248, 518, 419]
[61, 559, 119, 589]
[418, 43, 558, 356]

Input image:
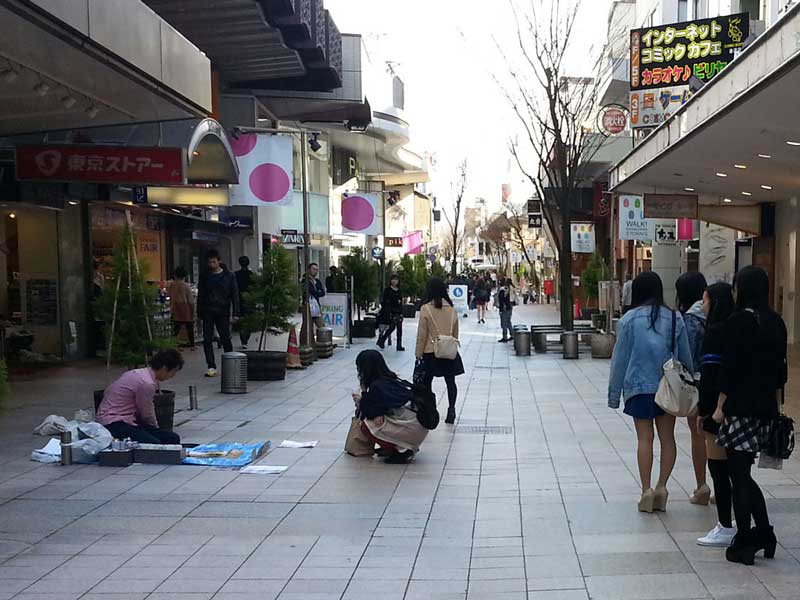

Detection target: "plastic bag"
[74, 409, 92, 423]
[71, 422, 113, 463]
[33, 415, 71, 436]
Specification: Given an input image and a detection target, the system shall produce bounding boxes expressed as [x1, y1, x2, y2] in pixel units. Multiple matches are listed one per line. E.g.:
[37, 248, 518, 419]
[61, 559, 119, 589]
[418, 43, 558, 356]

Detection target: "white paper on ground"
[31, 438, 63, 463]
[278, 440, 318, 449]
[239, 465, 288, 475]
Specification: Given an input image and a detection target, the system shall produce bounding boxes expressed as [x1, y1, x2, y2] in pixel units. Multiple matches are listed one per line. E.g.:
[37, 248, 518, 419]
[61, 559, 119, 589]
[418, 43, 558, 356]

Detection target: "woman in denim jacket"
[608, 272, 694, 513]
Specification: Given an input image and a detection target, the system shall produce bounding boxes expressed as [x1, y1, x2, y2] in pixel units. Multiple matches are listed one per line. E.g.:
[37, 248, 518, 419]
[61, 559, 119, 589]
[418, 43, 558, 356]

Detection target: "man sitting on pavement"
[96, 349, 184, 444]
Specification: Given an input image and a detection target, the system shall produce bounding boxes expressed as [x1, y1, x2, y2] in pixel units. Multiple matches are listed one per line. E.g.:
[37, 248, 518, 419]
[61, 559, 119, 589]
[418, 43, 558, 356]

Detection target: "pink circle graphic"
[231, 134, 257, 157]
[342, 195, 375, 231]
[249, 163, 291, 203]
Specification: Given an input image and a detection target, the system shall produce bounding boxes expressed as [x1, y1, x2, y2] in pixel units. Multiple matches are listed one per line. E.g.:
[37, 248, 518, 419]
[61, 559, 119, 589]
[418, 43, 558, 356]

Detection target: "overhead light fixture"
[192, 150, 200, 157]
[68, 200, 78, 206]
[723, 198, 733, 203]
[150, 204, 159, 208]
[787, 141, 800, 146]
[715, 172, 727, 177]
[757, 154, 772, 159]
[8, 212, 16, 219]
[308, 133, 322, 153]
[742, 191, 752, 196]
[33, 81, 50, 96]
[734, 164, 747, 169]
[684, 187, 695, 192]
[0, 68, 18, 83]
[761, 185, 773, 190]
[60, 95, 77, 109]
[85, 105, 99, 119]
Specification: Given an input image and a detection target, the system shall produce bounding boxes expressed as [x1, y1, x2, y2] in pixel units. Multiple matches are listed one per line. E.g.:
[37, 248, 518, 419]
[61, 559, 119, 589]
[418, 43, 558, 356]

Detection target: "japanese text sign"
[643, 194, 699, 219]
[630, 86, 692, 129]
[630, 12, 749, 91]
[16, 145, 183, 185]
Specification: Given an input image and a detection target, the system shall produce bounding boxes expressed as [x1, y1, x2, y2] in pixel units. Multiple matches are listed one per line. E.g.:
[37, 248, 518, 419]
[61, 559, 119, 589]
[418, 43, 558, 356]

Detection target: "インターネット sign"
[16, 145, 184, 184]
[630, 12, 749, 91]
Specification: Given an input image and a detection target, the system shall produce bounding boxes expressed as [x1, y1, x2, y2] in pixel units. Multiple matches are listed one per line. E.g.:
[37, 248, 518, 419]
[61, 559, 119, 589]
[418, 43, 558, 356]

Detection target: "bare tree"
[442, 159, 468, 278]
[480, 215, 511, 273]
[505, 199, 539, 274]
[496, 0, 606, 329]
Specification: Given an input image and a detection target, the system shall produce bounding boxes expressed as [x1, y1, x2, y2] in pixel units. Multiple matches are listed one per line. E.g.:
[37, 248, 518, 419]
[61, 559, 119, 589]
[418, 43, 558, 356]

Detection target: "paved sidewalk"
[0, 303, 799, 600]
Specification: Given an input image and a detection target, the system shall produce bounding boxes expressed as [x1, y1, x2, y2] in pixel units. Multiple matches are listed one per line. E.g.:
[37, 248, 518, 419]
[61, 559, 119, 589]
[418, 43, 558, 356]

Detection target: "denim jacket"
[683, 300, 706, 373]
[608, 305, 694, 409]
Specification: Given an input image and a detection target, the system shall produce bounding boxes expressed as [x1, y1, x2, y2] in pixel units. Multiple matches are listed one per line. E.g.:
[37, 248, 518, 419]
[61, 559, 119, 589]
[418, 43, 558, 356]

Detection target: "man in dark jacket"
[300, 263, 325, 346]
[377, 274, 404, 351]
[198, 249, 239, 377]
[235, 256, 253, 349]
[325, 266, 339, 294]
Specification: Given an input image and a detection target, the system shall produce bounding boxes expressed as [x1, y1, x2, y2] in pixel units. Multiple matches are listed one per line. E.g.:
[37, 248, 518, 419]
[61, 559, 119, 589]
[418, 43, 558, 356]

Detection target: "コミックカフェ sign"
[630, 13, 749, 91]
[643, 194, 699, 219]
[16, 145, 183, 184]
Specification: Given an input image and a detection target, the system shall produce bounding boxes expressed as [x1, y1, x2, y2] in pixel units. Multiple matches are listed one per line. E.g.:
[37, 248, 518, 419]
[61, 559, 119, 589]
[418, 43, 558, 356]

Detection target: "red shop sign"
[15, 145, 184, 185]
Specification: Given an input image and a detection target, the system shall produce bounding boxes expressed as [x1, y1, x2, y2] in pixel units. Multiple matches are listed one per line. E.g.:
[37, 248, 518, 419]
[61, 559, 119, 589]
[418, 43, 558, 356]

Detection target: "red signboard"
[543, 279, 555, 297]
[16, 145, 184, 185]
[593, 182, 610, 220]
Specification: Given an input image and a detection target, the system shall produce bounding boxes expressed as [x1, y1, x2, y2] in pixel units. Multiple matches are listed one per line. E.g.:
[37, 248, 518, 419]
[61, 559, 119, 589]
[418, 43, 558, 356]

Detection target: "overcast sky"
[325, 0, 614, 209]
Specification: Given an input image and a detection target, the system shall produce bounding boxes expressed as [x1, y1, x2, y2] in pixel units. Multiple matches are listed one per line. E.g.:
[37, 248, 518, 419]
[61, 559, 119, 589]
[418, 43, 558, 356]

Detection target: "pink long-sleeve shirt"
[96, 368, 158, 428]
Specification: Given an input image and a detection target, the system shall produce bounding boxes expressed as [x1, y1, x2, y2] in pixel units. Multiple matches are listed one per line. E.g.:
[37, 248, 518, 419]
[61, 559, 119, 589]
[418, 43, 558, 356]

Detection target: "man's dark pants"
[202, 312, 232, 369]
[105, 421, 180, 444]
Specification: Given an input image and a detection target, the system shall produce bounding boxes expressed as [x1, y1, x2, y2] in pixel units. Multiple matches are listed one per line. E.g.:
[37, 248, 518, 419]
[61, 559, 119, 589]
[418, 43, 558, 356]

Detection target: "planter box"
[352, 320, 377, 339]
[591, 333, 616, 359]
[244, 350, 287, 381]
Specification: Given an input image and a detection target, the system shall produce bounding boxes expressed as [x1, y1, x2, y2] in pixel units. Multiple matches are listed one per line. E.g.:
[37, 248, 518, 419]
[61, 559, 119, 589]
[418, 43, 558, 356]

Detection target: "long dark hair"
[425, 277, 453, 309]
[734, 265, 770, 311]
[632, 271, 665, 328]
[705, 282, 735, 326]
[675, 272, 707, 313]
[356, 350, 397, 387]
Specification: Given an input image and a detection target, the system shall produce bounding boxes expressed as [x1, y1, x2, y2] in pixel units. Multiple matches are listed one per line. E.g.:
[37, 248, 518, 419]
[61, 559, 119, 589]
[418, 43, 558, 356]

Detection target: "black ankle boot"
[752, 525, 777, 559]
[445, 407, 456, 424]
[726, 530, 757, 565]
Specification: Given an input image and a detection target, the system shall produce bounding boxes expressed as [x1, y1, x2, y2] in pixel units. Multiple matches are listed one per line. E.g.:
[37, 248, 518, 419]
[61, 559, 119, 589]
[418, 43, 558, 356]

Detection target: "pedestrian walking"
[621, 277, 633, 314]
[300, 262, 326, 346]
[235, 256, 253, 350]
[377, 274, 405, 351]
[713, 266, 787, 565]
[497, 277, 514, 343]
[352, 350, 428, 464]
[474, 279, 489, 323]
[608, 271, 694, 513]
[676, 271, 711, 505]
[696, 283, 737, 547]
[325, 265, 340, 293]
[168, 266, 195, 350]
[96, 349, 183, 444]
[415, 278, 464, 425]
[197, 249, 240, 378]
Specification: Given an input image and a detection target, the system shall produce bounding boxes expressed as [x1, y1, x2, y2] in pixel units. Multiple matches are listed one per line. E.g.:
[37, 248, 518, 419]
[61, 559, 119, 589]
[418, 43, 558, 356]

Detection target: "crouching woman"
[353, 350, 428, 464]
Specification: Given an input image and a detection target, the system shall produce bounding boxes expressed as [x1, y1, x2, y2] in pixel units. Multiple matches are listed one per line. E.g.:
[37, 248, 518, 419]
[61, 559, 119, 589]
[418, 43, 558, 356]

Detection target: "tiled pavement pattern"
[0, 304, 799, 600]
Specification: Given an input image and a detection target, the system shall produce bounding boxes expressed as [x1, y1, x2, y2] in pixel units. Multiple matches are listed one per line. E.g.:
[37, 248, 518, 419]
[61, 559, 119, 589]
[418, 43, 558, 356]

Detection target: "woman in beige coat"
[169, 266, 195, 349]
[415, 277, 464, 424]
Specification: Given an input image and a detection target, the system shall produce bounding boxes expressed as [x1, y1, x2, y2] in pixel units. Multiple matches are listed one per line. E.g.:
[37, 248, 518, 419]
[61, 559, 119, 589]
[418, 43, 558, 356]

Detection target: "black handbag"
[765, 388, 795, 460]
[412, 358, 427, 386]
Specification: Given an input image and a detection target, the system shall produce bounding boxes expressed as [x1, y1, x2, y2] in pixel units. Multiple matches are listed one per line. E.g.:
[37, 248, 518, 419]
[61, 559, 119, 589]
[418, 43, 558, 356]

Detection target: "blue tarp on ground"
[182, 442, 270, 467]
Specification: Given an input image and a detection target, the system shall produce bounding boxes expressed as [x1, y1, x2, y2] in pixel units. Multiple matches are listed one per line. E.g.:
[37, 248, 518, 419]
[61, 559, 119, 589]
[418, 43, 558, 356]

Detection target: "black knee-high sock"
[708, 459, 733, 528]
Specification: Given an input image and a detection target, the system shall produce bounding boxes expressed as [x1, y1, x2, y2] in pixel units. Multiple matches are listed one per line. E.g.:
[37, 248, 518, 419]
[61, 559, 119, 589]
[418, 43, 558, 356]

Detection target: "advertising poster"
[619, 195, 655, 241]
[449, 285, 469, 316]
[630, 87, 692, 129]
[229, 134, 294, 207]
[319, 293, 349, 338]
[570, 223, 596, 253]
[700, 223, 736, 284]
[342, 193, 380, 235]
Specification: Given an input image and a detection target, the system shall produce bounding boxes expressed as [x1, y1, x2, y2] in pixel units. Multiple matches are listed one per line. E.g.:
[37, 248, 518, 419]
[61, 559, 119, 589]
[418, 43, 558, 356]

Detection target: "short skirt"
[623, 394, 665, 420]
[422, 352, 465, 378]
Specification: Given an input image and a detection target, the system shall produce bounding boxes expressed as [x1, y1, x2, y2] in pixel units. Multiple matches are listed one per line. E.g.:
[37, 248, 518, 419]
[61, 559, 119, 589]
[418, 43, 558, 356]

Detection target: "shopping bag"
[655, 310, 698, 417]
[344, 417, 374, 456]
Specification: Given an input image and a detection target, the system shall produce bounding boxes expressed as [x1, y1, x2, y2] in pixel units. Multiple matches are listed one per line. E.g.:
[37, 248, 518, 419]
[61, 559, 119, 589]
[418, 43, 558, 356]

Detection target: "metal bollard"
[189, 385, 198, 410]
[221, 352, 248, 394]
[515, 330, 532, 356]
[562, 331, 579, 359]
[533, 331, 548, 354]
[60, 431, 72, 465]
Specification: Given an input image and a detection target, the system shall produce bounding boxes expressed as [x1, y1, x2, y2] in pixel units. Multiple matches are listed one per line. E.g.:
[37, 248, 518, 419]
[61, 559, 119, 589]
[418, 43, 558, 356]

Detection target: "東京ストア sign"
[16, 145, 184, 185]
[630, 12, 749, 91]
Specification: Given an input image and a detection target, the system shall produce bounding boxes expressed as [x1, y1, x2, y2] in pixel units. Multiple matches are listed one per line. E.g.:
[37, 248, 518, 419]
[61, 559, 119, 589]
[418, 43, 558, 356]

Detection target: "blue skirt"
[623, 394, 665, 420]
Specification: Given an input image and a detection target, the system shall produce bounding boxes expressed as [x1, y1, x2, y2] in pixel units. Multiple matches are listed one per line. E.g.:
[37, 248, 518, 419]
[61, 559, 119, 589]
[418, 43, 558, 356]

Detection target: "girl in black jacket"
[712, 266, 788, 565]
[696, 283, 736, 548]
[377, 274, 404, 351]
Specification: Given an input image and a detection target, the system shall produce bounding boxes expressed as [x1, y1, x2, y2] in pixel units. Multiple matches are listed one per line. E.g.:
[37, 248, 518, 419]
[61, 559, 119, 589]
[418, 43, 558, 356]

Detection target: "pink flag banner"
[342, 193, 380, 235]
[229, 134, 294, 207]
[403, 231, 424, 255]
[677, 218, 695, 241]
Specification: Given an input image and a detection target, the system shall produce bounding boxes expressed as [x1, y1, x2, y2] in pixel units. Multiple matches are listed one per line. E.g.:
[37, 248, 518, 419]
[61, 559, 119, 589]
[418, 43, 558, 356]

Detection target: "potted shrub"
[94, 223, 177, 424]
[398, 255, 419, 317]
[241, 245, 298, 381]
[580, 253, 616, 358]
[341, 248, 380, 338]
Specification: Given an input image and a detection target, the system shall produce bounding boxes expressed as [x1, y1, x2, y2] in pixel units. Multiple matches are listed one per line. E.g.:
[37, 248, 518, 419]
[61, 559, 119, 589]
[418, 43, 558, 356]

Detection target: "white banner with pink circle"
[229, 134, 294, 207]
[341, 192, 380, 235]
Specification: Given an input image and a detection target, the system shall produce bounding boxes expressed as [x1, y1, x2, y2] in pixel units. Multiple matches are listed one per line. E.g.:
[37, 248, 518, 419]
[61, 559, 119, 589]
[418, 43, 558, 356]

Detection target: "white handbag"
[427, 305, 460, 360]
[655, 310, 699, 417]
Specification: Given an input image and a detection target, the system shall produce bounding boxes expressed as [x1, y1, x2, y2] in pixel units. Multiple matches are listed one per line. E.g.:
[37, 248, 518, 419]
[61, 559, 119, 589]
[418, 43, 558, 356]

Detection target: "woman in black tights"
[712, 266, 787, 565]
[696, 283, 736, 547]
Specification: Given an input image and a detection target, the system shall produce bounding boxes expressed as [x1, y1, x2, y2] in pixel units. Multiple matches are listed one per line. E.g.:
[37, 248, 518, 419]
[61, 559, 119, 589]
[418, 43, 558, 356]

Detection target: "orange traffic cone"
[286, 325, 304, 370]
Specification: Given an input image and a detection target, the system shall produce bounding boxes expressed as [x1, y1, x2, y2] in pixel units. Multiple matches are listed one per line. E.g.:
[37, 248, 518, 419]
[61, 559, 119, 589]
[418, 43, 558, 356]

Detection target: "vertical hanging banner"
[403, 231, 424, 255]
[342, 192, 380, 235]
[618, 194, 655, 241]
[570, 223, 596, 253]
[229, 134, 294, 207]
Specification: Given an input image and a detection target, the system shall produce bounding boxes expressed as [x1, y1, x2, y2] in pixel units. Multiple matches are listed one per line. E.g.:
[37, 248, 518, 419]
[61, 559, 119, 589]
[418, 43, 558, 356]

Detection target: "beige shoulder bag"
[427, 304, 460, 360]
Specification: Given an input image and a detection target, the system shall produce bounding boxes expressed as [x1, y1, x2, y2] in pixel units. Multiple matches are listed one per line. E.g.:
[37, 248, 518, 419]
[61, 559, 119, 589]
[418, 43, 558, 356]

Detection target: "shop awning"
[609, 5, 800, 207]
[2, 118, 239, 185]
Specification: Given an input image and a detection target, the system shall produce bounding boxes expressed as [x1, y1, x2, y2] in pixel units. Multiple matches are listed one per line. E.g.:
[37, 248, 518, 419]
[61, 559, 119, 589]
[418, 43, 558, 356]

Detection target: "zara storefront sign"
[618, 195, 655, 241]
[598, 105, 628, 136]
